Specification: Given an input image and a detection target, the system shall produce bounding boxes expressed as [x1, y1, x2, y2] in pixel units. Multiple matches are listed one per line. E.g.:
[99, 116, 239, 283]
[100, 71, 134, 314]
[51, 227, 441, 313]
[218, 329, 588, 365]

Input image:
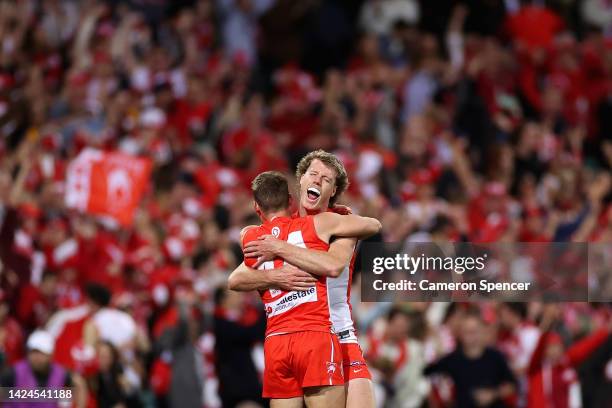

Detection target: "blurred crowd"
[0, 0, 611, 407]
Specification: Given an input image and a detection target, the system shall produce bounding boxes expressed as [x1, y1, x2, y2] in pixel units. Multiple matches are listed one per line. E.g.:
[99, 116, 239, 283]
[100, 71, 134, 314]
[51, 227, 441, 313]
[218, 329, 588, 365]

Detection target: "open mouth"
[306, 187, 321, 202]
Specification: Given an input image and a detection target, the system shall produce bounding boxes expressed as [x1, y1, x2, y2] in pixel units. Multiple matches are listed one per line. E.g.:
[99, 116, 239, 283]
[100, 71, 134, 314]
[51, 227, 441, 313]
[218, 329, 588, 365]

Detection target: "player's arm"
[227, 262, 276, 291]
[313, 212, 382, 242]
[243, 213, 380, 278]
[244, 236, 357, 278]
[229, 226, 276, 291]
[227, 262, 318, 291]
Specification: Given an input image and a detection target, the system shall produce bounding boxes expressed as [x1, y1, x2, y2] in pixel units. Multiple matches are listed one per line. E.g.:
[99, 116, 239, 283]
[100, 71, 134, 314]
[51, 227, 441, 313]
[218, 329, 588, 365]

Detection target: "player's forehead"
[305, 159, 337, 178]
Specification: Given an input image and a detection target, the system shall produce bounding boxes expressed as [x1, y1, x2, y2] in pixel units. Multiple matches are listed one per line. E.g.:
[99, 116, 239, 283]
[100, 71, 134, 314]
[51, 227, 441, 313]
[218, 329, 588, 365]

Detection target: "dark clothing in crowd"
[0, 208, 31, 304]
[214, 309, 266, 408]
[425, 347, 516, 408]
[94, 371, 129, 408]
[156, 304, 205, 408]
[579, 333, 612, 408]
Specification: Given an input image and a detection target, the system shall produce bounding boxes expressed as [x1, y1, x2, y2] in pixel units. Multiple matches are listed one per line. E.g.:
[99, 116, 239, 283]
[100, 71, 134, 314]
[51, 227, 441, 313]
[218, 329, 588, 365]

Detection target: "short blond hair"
[295, 150, 349, 207]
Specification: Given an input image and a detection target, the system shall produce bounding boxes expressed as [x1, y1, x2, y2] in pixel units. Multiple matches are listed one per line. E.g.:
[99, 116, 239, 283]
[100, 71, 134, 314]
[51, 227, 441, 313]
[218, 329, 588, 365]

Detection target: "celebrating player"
[229, 150, 377, 408]
[235, 170, 380, 408]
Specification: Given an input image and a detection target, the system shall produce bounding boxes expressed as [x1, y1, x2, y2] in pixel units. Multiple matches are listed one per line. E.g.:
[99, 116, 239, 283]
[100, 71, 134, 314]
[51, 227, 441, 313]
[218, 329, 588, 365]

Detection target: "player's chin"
[302, 196, 322, 211]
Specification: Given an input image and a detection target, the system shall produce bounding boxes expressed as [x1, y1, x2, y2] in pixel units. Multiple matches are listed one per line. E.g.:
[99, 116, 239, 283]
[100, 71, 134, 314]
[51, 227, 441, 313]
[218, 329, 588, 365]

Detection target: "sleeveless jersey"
[327, 242, 359, 343]
[287, 210, 360, 344]
[242, 215, 332, 337]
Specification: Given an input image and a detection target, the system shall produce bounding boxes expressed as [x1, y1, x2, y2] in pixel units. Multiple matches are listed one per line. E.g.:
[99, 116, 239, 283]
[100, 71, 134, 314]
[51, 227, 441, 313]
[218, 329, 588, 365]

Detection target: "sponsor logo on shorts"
[326, 361, 338, 375]
[264, 287, 317, 317]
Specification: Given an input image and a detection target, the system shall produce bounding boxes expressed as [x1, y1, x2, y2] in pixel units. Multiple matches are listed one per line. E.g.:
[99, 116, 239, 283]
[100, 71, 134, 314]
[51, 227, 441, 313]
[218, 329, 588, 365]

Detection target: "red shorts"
[263, 331, 344, 398]
[340, 342, 372, 381]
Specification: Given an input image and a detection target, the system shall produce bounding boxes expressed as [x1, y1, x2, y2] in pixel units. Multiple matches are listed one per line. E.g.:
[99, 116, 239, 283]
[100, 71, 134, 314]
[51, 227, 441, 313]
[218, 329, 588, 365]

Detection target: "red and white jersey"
[242, 216, 332, 337]
[327, 243, 359, 344]
[498, 322, 540, 372]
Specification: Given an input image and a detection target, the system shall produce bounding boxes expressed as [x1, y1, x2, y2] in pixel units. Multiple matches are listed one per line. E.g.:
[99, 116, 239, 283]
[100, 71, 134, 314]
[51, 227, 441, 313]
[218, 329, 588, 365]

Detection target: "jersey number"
[260, 230, 307, 298]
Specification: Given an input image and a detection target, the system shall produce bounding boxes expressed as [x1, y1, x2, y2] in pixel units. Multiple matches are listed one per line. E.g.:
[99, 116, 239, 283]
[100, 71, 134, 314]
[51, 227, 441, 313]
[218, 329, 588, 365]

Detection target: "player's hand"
[331, 204, 353, 215]
[270, 265, 318, 291]
[244, 235, 283, 266]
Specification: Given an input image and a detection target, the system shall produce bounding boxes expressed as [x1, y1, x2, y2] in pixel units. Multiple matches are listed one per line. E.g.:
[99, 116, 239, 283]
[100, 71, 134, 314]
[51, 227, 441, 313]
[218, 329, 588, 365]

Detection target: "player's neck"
[264, 209, 290, 222]
[299, 206, 323, 217]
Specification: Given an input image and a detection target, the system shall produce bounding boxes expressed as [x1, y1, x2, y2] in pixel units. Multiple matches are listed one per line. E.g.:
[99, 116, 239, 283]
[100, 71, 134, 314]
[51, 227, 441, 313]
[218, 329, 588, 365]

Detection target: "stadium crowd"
[0, 0, 611, 407]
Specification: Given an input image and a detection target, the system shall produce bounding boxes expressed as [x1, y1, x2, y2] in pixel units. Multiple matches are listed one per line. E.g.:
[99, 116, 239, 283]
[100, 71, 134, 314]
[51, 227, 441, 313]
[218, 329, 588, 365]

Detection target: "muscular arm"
[274, 237, 356, 278]
[243, 236, 357, 278]
[244, 212, 379, 277]
[227, 262, 277, 291]
[314, 212, 382, 242]
[227, 262, 318, 292]
[230, 226, 277, 291]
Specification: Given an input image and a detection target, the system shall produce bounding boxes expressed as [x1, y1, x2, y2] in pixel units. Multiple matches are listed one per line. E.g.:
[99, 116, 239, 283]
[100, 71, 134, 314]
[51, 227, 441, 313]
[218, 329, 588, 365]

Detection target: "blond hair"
[295, 150, 349, 207]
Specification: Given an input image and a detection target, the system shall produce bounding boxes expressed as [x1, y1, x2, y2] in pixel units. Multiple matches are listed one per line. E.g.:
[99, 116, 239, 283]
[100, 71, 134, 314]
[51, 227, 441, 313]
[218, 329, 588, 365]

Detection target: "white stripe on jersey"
[329, 335, 335, 385]
[327, 242, 358, 343]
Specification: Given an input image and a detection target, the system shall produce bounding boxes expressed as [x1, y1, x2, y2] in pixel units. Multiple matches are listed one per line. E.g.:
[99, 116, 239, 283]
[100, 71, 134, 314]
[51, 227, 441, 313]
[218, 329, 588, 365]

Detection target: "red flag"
[66, 149, 152, 226]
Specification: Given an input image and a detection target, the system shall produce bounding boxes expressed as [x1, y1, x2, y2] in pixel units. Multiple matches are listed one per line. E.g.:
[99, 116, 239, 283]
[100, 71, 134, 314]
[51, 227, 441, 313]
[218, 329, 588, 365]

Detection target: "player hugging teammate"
[228, 150, 379, 408]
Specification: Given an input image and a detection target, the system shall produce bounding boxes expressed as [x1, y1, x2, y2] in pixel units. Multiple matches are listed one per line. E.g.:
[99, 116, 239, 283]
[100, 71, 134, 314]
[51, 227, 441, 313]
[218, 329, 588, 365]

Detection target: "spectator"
[0, 291, 24, 366]
[213, 288, 265, 408]
[526, 308, 611, 408]
[497, 302, 540, 375]
[362, 307, 431, 407]
[578, 328, 612, 408]
[216, 0, 275, 67]
[155, 290, 206, 408]
[88, 341, 131, 408]
[424, 312, 517, 408]
[390, 310, 431, 408]
[359, 0, 420, 37]
[1, 330, 86, 407]
[17, 271, 58, 333]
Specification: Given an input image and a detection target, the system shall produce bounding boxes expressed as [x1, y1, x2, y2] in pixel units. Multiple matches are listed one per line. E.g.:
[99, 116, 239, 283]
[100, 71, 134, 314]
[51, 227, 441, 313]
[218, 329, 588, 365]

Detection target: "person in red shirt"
[0, 291, 24, 365]
[526, 308, 611, 408]
[230, 170, 380, 407]
[504, 4, 564, 51]
[230, 150, 380, 408]
[16, 271, 57, 332]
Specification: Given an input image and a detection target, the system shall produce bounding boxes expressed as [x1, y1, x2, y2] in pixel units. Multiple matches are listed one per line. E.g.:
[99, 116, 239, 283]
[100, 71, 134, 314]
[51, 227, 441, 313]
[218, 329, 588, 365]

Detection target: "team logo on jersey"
[268, 288, 282, 298]
[326, 361, 338, 375]
[271, 226, 280, 237]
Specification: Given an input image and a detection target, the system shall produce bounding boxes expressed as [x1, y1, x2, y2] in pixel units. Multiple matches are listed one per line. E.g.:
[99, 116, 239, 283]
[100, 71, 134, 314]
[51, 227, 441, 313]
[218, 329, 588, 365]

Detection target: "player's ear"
[254, 202, 263, 218]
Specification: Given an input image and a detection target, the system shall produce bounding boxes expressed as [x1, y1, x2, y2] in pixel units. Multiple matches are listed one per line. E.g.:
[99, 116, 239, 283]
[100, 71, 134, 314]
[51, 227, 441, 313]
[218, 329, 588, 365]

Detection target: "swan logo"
[271, 226, 280, 238]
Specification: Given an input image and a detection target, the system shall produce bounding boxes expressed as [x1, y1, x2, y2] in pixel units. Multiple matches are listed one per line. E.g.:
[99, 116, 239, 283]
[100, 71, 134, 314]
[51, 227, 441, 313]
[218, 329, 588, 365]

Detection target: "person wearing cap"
[0, 330, 73, 406]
